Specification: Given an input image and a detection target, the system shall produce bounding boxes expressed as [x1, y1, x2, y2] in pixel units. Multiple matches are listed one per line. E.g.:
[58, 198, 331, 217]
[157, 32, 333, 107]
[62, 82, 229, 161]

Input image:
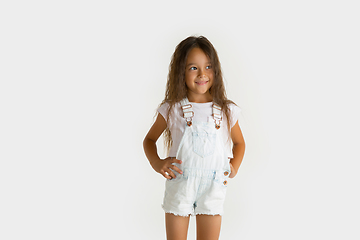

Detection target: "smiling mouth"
[195, 81, 209, 85]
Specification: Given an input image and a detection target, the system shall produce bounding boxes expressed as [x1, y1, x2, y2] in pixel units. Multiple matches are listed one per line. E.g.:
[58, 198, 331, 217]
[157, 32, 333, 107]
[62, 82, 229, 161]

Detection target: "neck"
[187, 93, 213, 103]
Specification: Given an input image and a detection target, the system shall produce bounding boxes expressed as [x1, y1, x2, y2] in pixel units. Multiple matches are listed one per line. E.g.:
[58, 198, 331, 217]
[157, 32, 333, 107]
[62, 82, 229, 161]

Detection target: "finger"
[166, 168, 176, 179]
[229, 169, 236, 178]
[171, 158, 182, 164]
[169, 165, 183, 174]
[229, 162, 234, 170]
[161, 170, 172, 179]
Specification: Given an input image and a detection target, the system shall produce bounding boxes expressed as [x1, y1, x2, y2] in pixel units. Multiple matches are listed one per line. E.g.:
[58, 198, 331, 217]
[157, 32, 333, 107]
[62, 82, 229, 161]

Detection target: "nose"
[198, 68, 206, 78]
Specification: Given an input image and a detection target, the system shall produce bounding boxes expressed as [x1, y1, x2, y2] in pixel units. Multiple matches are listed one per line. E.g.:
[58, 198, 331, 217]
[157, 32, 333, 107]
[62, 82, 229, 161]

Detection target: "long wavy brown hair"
[160, 35, 235, 152]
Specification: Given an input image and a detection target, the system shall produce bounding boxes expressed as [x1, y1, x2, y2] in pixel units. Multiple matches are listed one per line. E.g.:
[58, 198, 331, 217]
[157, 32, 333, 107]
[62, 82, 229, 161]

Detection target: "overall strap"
[180, 98, 194, 127]
[180, 98, 222, 129]
[212, 103, 222, 129]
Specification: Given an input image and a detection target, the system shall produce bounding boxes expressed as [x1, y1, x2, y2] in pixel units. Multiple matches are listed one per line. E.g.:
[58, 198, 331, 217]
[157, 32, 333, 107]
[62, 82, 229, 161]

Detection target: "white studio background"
[1, 0, 359, 239]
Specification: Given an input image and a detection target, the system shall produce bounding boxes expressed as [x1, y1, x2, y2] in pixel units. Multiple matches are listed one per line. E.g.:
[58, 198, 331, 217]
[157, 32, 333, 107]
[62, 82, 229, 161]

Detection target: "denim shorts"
[162, 167, 230, 216]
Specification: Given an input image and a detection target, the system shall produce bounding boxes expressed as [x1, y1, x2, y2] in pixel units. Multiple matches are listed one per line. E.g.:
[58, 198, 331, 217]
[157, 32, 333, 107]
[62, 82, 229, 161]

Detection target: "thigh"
[165, 213, 190, 240]
[196, 214, 222, 240]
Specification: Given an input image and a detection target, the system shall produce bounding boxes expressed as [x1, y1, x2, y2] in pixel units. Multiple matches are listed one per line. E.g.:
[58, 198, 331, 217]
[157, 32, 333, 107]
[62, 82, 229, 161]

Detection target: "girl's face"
[184, 47, 214, 102]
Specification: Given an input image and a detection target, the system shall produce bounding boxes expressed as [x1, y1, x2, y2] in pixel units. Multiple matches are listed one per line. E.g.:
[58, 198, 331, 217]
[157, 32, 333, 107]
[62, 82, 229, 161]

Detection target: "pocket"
[166, 170, 183, 182]
[192, 132, 216, 158]
[164, 174, 183, 197]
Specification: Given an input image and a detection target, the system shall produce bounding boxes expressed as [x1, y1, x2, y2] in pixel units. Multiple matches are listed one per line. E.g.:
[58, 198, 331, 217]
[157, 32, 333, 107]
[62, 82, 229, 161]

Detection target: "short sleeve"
[157, 102, 170, 122]
[229, 104, 241, 128]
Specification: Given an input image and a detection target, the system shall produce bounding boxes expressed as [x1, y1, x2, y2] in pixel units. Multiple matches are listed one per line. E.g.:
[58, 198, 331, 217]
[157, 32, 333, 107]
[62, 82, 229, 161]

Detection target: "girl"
[143, 36, 245, 240]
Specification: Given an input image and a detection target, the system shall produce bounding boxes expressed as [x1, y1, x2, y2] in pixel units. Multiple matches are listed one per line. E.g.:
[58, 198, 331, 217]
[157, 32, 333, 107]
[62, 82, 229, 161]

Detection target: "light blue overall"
[162, 98, 231, 216]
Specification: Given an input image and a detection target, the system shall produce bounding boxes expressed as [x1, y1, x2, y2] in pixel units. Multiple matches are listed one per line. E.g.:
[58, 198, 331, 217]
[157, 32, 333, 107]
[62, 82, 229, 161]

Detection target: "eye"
[190, 66, 197, 70]
[206, 65, 212, 69]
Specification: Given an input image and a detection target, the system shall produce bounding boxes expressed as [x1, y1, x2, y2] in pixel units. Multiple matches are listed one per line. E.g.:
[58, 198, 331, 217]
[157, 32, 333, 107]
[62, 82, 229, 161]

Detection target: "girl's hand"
[229, 162, 237, 178]
[151, 157, 183, 179]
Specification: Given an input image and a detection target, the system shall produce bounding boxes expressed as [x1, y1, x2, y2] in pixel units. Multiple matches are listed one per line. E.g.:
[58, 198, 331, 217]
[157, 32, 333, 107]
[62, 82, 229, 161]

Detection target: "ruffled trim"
[194, 212, 223, 216]
[162, 208, 191, 217]
[162, 205, 223, 217]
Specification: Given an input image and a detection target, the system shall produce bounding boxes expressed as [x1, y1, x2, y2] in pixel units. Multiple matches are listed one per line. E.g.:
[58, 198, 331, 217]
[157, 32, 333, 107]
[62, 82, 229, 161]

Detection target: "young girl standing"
[143, 36, 245, 240]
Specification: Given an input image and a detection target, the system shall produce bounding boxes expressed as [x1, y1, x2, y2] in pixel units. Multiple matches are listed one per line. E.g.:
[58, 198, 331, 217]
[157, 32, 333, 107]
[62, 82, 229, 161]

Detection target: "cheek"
[184, 75, 192, 87]
[209, 71, 214, 80]
[209, 72, 215, 86]
[185, 72, 195, 80]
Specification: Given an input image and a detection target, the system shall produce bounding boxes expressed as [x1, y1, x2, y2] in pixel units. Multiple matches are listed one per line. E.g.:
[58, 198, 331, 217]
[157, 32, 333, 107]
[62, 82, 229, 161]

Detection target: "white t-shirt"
[157, 101, 241, 158]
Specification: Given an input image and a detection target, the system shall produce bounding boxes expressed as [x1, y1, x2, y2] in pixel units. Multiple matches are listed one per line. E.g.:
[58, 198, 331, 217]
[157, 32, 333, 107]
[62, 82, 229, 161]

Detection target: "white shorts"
[162, 167, 230, 216]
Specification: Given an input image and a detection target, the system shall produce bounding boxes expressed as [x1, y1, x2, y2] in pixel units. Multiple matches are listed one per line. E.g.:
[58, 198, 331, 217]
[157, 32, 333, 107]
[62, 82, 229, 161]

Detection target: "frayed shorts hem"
[162, 205, 223, 217]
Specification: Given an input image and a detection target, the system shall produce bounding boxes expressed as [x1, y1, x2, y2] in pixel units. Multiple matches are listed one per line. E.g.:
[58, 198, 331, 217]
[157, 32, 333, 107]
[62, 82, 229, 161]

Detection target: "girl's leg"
[196, 214, 222, 240]
[165, 213, 190, 240]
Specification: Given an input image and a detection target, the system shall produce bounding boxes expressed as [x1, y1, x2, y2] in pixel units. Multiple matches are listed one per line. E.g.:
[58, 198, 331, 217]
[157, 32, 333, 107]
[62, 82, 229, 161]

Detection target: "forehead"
[186, 47, 210, 63]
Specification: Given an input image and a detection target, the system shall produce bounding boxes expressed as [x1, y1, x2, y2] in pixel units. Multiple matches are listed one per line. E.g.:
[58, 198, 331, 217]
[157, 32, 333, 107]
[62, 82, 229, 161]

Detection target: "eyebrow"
[186, 62, 212, 67]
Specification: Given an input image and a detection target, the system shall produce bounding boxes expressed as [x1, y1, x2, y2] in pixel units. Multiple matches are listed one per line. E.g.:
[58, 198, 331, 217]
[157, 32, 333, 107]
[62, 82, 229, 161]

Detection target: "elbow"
[143, 136, 156, 150]
[143, 137, 149, 149]
[233, 141, 246, 152]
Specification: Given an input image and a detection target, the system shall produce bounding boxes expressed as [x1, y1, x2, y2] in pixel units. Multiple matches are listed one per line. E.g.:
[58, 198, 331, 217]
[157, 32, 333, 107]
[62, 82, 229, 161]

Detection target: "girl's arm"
[229, 120, 246, 178]
[143, 113, 182, 179]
